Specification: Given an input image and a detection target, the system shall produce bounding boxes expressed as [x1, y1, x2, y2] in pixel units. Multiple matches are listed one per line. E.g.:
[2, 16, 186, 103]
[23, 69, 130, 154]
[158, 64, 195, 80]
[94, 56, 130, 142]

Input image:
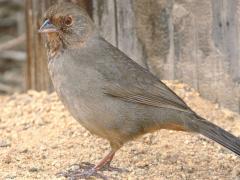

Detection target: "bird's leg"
[71, 150, 115, 179]
[56, 146, 120, 179]
[94, 150, 115, 171]
[57, 150, 116, 179]
[77, 150, 116, 178]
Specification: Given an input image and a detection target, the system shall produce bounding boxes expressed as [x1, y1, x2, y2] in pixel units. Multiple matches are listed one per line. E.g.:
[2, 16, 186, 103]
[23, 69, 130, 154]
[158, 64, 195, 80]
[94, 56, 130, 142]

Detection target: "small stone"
[29, 167, 40, 172]
[67, 144, 74, 149]
[5, 174, 17, 179]
[20, 148, 28, 153]
[0, 140, 11, 148]
[68, 164, 81, 171]
[83, 132, 89, 137]
[51, 145, 58, 149]
[41, 154, 47, 159]
[3, 155, 12, 164]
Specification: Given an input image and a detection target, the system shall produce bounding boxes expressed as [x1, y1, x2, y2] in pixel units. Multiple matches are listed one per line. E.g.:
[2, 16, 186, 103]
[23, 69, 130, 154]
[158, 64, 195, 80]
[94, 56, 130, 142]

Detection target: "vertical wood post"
[25, 0, 56, 92]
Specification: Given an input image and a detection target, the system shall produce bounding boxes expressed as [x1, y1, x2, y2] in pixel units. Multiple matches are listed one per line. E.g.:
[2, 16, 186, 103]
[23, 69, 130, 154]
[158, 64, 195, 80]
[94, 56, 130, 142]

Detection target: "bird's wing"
[104, 82, 191, 113]
[96, 38, 192, 113]
[101, 57, 192, 113]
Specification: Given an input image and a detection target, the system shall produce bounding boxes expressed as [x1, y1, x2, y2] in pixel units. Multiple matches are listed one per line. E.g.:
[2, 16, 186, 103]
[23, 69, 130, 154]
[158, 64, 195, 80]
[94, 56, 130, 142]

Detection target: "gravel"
[0, 80, 240, 179]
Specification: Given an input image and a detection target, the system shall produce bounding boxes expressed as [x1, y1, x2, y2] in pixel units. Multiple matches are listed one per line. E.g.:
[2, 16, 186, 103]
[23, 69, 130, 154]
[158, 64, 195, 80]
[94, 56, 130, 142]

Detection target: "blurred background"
[0, 0, 25, 94]
[0, 0, 240, 114]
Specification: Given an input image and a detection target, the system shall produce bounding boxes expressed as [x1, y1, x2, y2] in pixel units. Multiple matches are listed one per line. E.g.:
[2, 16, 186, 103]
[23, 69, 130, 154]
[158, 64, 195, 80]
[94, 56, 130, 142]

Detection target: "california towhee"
[39, 2, 240, 178]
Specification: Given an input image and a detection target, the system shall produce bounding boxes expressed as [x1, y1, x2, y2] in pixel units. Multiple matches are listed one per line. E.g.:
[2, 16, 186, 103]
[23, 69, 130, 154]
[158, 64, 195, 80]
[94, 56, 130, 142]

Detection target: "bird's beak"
[38, 19, 58, 33]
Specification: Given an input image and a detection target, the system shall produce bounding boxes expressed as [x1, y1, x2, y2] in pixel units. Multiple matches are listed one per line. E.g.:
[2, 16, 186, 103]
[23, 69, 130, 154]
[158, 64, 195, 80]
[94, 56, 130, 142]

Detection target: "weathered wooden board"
[93, 0, 240, 113]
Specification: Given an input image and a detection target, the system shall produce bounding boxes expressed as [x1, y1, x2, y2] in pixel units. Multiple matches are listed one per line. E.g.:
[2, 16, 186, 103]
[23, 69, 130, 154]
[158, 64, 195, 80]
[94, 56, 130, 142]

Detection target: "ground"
[0, 81, 240, 180]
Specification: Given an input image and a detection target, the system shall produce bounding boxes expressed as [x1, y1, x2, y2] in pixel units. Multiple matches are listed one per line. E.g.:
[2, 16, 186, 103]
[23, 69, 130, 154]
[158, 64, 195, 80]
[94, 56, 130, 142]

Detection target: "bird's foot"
[57, 168, 96, 180]
[56, 162, 108, 180]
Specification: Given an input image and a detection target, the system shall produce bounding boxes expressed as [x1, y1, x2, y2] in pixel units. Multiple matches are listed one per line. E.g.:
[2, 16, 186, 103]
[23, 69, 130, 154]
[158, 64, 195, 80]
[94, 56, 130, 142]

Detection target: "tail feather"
[189, 116, 240, 156]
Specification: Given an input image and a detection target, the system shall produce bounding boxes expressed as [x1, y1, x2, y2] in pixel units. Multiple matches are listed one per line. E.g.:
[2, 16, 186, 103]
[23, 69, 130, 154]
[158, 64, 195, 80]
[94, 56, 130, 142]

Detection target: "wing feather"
[104, 83, 191, 113]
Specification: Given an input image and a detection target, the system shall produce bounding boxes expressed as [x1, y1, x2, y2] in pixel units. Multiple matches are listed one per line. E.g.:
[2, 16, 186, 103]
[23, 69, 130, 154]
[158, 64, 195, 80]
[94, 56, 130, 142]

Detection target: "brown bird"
[39, 2, 240, 178]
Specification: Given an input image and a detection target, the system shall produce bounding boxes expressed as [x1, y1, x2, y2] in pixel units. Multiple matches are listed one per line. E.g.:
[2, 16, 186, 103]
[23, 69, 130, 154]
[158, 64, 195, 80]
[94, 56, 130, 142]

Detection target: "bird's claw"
[56, 163, 108, 180]
[58, 168, 96, 180]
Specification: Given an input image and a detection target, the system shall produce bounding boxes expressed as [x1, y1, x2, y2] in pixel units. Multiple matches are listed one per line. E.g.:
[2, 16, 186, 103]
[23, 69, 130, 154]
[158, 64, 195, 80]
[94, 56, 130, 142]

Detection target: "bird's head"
[39, 3, 95, 57]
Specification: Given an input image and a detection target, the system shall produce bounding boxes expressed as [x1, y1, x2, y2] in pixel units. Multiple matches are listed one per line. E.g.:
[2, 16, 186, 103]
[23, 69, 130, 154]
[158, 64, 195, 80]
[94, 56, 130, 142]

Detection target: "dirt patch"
[0, 81, 240, 179]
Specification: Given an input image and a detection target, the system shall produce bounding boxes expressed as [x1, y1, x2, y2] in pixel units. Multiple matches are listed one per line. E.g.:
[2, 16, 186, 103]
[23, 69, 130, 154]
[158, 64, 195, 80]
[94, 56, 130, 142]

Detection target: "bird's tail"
[188, 115, 240, 156]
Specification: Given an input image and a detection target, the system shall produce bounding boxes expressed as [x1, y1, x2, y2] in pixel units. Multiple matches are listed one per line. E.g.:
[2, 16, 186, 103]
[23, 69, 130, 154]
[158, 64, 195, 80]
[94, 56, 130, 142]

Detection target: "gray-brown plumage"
[39, 2, 240, 178]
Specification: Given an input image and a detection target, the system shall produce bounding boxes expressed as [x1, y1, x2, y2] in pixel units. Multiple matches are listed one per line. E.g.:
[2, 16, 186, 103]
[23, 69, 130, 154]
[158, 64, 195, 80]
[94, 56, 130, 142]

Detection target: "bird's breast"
[47, 54, 116, 138]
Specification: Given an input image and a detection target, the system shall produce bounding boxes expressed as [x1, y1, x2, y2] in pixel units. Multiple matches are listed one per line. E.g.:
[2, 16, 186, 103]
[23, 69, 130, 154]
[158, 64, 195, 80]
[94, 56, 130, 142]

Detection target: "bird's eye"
[64, 16, 73, 26]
